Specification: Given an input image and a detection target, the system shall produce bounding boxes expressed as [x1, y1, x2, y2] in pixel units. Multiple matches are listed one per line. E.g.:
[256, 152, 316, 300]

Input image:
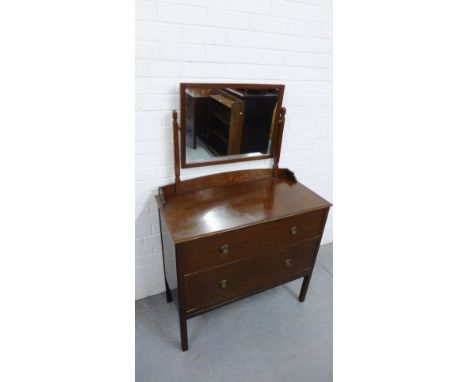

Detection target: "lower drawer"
[184, 238, 318, 313]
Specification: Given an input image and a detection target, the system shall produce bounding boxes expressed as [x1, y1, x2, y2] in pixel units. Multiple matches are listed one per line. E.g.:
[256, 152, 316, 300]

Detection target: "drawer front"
[184, 238, 318, 312]
[179, 210, 324, 274]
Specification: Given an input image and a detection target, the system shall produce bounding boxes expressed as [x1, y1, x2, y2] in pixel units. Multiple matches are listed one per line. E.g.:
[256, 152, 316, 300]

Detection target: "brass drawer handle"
[219, 279, 228, 289]
[285, 259, 294, 268]
[220, 244, 230, 254]
[290, 225, 298, 236]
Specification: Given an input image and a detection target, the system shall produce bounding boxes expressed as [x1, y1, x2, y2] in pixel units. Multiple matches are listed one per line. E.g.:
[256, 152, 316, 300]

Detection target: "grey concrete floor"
[136, 243, 332, 382]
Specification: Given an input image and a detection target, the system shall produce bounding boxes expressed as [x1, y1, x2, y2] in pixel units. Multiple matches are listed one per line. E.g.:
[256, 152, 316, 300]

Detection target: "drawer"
[179, 210, 324, 274]
[184, 238, 318, 312]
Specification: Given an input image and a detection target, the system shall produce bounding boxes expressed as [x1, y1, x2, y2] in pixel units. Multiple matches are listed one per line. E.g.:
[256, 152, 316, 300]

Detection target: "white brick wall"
[135, 0, 333, 300]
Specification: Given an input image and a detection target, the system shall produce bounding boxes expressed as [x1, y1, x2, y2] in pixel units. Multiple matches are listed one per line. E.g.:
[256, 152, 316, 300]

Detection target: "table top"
[159, 176, 331, 243]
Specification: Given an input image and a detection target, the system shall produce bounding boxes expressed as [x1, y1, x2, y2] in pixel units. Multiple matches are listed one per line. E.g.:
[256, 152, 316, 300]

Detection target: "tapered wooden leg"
[299, 273, 312, 302]
[179, 316, 188, 351]
[165, 278, 173, 303]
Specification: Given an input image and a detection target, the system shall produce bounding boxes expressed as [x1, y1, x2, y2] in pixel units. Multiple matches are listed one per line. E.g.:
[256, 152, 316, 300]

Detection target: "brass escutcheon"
[219, 279, 228, 289]
[290, 226, 298, 236]
[285, 259, 294, 268]
[220, 244, 230, 254]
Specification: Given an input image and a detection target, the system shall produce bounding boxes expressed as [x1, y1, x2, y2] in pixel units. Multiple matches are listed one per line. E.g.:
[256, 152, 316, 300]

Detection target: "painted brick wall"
[136, 0, 332, 300]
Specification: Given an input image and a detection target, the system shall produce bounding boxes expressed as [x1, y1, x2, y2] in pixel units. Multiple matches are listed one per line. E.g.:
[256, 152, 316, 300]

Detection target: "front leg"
[299, 273, 312, 302]
[179, 314, 188, 351]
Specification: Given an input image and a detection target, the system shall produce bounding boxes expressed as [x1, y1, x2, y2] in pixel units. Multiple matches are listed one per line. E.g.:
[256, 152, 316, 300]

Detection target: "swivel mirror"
[180, 83, 285, 168]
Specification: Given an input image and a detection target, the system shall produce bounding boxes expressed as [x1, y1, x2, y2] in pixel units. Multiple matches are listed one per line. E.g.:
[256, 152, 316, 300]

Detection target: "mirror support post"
[272, 107, 286, 177]
[172, 110, 181, 193]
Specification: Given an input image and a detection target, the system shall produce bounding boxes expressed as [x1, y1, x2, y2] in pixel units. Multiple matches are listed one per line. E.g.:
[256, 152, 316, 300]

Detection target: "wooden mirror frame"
[179, 83, 285, 168]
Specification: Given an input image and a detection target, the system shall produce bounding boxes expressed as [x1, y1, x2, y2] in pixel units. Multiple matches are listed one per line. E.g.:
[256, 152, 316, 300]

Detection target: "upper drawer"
[178, 210, 324, 274]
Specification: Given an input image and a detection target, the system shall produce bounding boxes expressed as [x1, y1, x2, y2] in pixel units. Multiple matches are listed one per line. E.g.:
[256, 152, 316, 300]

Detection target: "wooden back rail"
[157, 168, 296, 206]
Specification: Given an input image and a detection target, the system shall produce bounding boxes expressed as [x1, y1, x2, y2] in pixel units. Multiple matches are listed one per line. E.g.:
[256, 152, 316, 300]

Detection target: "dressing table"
[156, 83, 331, 351]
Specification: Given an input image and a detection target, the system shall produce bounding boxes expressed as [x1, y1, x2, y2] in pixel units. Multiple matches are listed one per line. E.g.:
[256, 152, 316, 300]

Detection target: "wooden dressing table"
[157, 83, 331, 351]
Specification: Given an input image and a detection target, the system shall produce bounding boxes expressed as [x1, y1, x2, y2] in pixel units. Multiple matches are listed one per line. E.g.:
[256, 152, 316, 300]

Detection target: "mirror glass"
[182, 85, 282, 166]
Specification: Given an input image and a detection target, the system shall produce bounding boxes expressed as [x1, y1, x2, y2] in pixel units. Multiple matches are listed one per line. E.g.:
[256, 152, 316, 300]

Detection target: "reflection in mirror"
[184, 87, 280, 164]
